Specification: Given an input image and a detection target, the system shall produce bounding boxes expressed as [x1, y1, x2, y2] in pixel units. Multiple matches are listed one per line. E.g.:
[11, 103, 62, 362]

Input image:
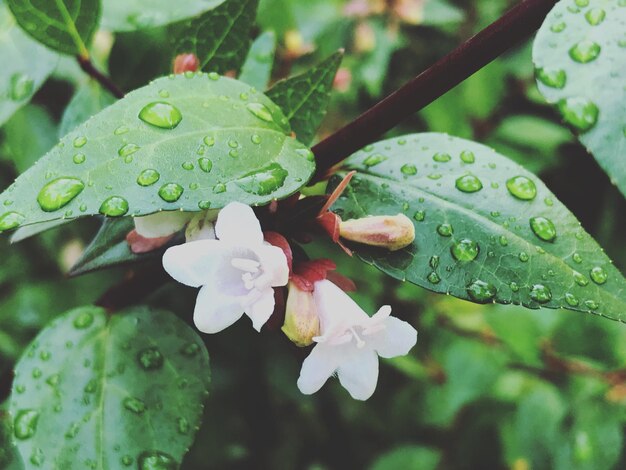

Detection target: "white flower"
[134, 211, 195, 238]
[162, 202, 289, 333]
[297, 280, 417, 400]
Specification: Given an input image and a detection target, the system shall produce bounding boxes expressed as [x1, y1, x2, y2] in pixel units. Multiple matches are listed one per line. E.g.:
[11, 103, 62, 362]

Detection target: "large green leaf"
[239, 31, 276, 90]
[0, 3, 57, 126]
[101, 0, 225, 32]
[532, 0, 626, 197]
[0, 72, 315, 232]
[59, 81, 116, 137]
[9, 305, 210, 469]
[266, 50, 343, 145]
[7, 0, 100, 56]
[330, 133, 626, 320]
[168, 0, 258, 74]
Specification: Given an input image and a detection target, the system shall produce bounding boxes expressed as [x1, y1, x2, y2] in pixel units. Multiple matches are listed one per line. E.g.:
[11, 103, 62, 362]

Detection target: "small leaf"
[0, 3, 57, 126]
[267, 50, 343, 145]
[370, 446, 441, 470]
[533, 0, 626, 196]
[9, 305, 210, 469]
[239, 31, 276, 89]
[168, 0, 259, 74]
[59, 82, 116, 137]
[330, 133, 626, 320]
[69, 218, 182, 276]
[7, 0, 100, 56]
[0, 72, 315, 232]
[101, 0, 225, 32]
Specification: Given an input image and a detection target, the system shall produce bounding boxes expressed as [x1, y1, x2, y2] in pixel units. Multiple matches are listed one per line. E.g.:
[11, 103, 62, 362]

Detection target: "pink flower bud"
[282, 282, 320, 347]
[339, 214, 415, 251]
[173, 53, 199, 74]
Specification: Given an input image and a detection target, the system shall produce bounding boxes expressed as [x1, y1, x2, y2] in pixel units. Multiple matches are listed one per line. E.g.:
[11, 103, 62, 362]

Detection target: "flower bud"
[173, 53, 199, 74]
[282, 282, 320, 347]
[339, 214, 415, 251]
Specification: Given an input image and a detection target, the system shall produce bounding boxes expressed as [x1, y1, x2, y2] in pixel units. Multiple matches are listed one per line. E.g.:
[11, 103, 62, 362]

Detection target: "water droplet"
[565, 292, 579, 306]
[558, 97, 599, 132]
[45, 374, 59, 387]
[585, 7, 605, 25]
[229, 149, 239, 158]
[529, 217, 557, 242]
[30, 448, 45, 466]
[466, 280, 497, 303]
[177, 417, 189, 434]
[506, 176, 537, 200]
[73, 311, 94, 329]
[158, 89, 170, 98]
[550, 21, 566, 32]
[118, 143, 140, 158]
[573, 271, 589, 286]
[65, 422, 80, 439]
[584, 300, 598, 310]
[498, 235, 508, 246]
[460, 150, 475, 163]
[455, 174, 483, 193]
[589, 267, 607, 284]
[437, 223, 453, 237]
[246, 102, 273, 122]
[451, 239, 480, 261]
[137, 451, 178, 470]
[0, 211, 25, 231]
[363, 144, 374, 152]
[180, 342, 200, 356]
[182, 161, 194, 171]
[235, 163, 288, 196]
[544, 197, 553, 206]
[427, 173, 442, 180]
[213, 183, 226, 194]
[32, 368, 42, 378]
[251, 134, 262, 145]
[208, 72, 219, 80]
[139, 102, 183, 129]
[137, 169, 160, 187]
[530, 284, 552, 304]
[137, 347, 164, 371]
[122, 455, 133, 466]
[427, 272, 441, 284]
[73, 153, 86, 164]
[37, 178, 85, 212]
[509, 282, 519, 292]
[228, 140, 239, 149]
[413, 210, 425, 222]
[99, 197, 129, 217]
[73, 136, 87, 148]
[9, 73, 34, 100]
[433, 152, 451, 162]
[194, 157, 213, 174]
[536, 67, 566, 89]
[15, 384, 25, 393]
[363, 154, 387, 167]
[569, 40, 601, 63]
[572, 252, 583, 263]
[123, 397, 146, 414]
[114, 125, 129, 135]
[14, 409, 39, 439]
[519, 252, 530, 262]
[401, 164, 417, 175]
[84, 379, 98, 394]
[158, 183, 184, 202]
[428, 256, 440, 270]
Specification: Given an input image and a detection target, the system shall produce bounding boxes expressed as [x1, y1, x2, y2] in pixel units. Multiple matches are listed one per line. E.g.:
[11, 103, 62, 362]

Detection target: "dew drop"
[0, 211, 25, 231]
[427, 272, 441, 284]
[138, 102, 183, 129]
[73, 136, 87, 148]
[363, 154, 387, 167]
[455, 174, 483, 193]
[296, 148, 315, 161]
[565, 292, 579, 307]
[569, 40, 601, 63]
[118, 143, 141, 158]
[137, 451, 178, 470]
[536, 67, 566, 89]
[466, 280, 497, 303]
[29, 448, 45, 467]
[573, 270, 589, 286]
[158, 89, 170, 98]
[429, 255, 440, 270]
[137, 347, 164, 371]
[401, 164, 417, 175]
[460, 150, 475, 163]
[14, 409, 39, 440]
[208, 72, 219, 81]
[585, 8, 605, 25]
[589, 266, 608, 285]
[198, 158, 213, 173]
[529, 217, 557, 242]
[203, 135, 215, 147]
[121, 455, 133, 467]
[550, 21, 566, 32]
[158, 183, 184, 202]
[436, 223, 453, 237]
[433, 152, 451, 162]
[32, 368, 42, 378]
[229, 149, 239, 158]
[427, 173, 442, 180]
[246, 102, 273, 122]
[235, 163, 288, 196]
[530, 284, 552, 304]
[584, 300, 599, 310]
[506, 176, 537, 200]
[558, 97, 598, 132]
[182, 161, 194, 171]
[9, 73, 34, 100]
[45, 374, 59, 387]
[137, 169, 160, 187]
[114, 125, 129, 135]
[123, 397, 146, 414]
[251, 134, 261, 144]
[73, 153, 86, 164]
[572, 252, 583, 263]
[180, 342, 200, 356]
[413, 210, 425, 222]
[509, 282, 519, 292]
[498, 235, 508, 246]
[519, 252, 530, 262]
[451, 239, 480, 261]
[177, 417, 190, 434]
[213, 183, 226, 194]
[37, 178, 85, 212]
[99, 197, 129, 217]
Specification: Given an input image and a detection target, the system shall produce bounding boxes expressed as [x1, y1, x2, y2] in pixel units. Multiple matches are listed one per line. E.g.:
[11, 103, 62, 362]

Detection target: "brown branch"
[311, 0, 558, 180]
[76, 56, 125, 99]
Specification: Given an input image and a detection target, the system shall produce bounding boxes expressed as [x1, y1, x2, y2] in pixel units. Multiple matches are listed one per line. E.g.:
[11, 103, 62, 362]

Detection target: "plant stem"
[76, 55, 125, 99]
[311, 0, 557, 180]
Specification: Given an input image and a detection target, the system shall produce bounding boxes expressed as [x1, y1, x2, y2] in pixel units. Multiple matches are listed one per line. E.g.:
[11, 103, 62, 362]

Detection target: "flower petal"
[313, 280, 369, 342]
[367, 317, 417, 358]
[337, 349, 379, 400]
[134, 211, 193, 238]
[215, 202, 263, 245]
[297, 343, 344, 395]
[162, 240, 224, 287]
[193, 285, 244, 333]
[254, 244, 289, 287]
[246, 288, 276, 332]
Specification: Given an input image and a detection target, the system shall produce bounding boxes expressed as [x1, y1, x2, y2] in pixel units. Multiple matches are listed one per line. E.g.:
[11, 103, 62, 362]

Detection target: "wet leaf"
[239, 31, 276, 89]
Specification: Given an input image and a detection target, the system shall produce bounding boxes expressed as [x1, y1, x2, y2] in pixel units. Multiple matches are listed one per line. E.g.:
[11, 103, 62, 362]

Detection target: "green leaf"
[9, 305, 210, 469]
[0, 72, 315, 232]
[59, 82, 116, 137]
[168, 0, 259, 74]
[330, 133, 626, 320]
[369, 446, 441, 470]
[69, 218, 182, 276]
[7, 0, 100, 56]
[239, 31, 276, 89]
[101, 0, 225, 32]
[266, 50, 343, 145]
[0, 3, 57, 126]
[532, 0, 626, 197]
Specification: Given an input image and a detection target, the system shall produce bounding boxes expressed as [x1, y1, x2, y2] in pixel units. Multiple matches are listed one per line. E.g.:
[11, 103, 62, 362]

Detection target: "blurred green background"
[1, 0, 625, 468]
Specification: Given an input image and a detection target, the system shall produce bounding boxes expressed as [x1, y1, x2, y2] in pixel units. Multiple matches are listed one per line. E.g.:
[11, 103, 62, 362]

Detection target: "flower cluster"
[136, 202, 418, 400]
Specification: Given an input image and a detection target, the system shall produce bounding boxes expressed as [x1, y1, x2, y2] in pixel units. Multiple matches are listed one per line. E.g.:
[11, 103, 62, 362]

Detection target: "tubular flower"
[297, 280, 417, 400]
[162, 202, 289, 333]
